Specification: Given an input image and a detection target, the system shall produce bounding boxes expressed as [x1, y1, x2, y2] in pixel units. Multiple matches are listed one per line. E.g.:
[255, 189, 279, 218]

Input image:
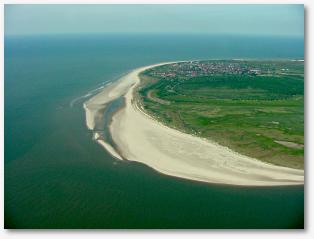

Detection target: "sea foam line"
[70, 82, 112, 107]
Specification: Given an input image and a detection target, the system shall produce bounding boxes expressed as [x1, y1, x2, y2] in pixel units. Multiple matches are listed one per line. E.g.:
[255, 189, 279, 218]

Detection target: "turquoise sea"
[4, 34, 304, 228]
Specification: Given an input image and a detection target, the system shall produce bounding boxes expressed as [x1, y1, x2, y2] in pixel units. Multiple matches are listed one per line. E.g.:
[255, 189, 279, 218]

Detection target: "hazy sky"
[5, 4, 304, 36]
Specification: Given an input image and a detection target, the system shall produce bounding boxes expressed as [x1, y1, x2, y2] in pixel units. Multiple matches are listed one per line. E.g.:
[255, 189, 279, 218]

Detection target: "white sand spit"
[93, 133, 123, 160]
[87, 62, 304, 186]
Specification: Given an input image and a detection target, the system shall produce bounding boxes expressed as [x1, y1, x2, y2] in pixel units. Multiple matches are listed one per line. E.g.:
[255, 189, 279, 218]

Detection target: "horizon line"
[4, 31, 305, 38]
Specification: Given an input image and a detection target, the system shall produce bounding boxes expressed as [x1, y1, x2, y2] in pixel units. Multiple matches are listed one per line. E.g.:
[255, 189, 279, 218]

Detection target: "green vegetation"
[137, 60, 304, 169]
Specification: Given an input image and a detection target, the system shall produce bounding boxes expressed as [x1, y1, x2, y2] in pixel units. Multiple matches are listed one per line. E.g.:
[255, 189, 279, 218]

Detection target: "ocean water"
[4, 33, 304, 228]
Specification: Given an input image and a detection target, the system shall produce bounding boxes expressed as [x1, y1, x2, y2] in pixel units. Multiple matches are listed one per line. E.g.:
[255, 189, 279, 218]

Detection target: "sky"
[4, 4, 304, 37]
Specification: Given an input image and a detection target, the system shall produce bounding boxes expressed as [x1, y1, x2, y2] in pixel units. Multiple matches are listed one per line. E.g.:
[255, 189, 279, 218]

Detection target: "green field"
[137, 60, 304, 169]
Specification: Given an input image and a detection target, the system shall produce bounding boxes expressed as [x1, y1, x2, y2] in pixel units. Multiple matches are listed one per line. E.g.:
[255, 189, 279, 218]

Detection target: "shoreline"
[84, 62, 304, 186]
[83, 63, 172, 161]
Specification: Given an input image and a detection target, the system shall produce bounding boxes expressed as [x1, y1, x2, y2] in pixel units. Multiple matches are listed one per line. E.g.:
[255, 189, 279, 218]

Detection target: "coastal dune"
[85, 63, 304, 186]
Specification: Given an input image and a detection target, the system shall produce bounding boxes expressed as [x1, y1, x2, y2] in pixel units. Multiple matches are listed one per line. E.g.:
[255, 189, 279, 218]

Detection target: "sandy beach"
[85, 63, 304, 186]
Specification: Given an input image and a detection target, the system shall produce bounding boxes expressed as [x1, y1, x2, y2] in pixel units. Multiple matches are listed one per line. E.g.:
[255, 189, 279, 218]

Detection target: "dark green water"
[4, 34, 304, 228]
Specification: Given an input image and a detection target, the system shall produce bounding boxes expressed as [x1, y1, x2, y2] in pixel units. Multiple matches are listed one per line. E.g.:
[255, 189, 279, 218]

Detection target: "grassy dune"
[137, 60, 304, 169]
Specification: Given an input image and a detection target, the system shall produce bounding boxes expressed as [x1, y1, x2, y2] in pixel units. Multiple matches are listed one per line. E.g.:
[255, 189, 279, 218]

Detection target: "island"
[84, 60, 304, 186]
